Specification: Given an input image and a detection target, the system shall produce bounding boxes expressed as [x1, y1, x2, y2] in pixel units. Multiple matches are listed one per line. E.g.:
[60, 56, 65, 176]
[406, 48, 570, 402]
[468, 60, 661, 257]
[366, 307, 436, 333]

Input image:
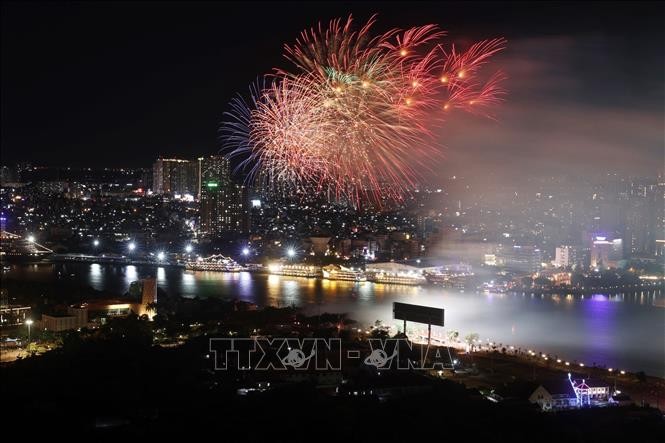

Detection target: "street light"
[157, 251, 165, 261]
[25, 319, 33, 343]
[185, 244, 193, 253]
[27, 235, 35, 243]
[287, 248, 295, 258]
[93, 239, 100, 247]
[128, 242, 136, 252]
[242, 247, 250, 256]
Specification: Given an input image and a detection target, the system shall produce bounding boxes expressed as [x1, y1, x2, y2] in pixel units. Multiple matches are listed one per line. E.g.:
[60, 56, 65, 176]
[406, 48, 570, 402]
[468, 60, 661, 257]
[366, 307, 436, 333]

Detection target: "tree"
[447, 330, 459, 343]
[146, 301, 157, 316]
[369, 328, 389, 339]
[464, 333, 480, 350]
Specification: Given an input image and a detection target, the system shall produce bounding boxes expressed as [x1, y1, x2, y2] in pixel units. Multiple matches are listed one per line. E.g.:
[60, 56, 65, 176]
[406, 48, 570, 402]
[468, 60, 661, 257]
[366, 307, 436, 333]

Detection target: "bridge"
[0, 231, 53, 257]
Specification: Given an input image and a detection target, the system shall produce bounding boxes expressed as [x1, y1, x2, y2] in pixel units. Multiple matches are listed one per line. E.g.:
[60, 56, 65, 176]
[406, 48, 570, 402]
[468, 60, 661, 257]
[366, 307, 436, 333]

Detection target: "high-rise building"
[590, 235, 623, 269]
[498, 245, 543, 274]
[0, 165, 16, 185]
[152, 158, 198, 197]
[623, 179, 658, 256]
[553, 245, 578, 268]
[139, 168, 153, 194]
[199, 155, 248, 237]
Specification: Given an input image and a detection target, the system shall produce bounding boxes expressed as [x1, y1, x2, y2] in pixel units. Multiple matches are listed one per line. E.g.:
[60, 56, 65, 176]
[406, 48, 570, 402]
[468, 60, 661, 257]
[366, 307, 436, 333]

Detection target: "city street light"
[242, 247, 250, 256]
[93, 239, 100, 247]
[27, 235, 35, 243]
[185, 244, 193, 253]
[128, 242, 136, 252]
[287, 248, 295, 258]
[157, 251, 165, 261]
[25, 319, 33, 343]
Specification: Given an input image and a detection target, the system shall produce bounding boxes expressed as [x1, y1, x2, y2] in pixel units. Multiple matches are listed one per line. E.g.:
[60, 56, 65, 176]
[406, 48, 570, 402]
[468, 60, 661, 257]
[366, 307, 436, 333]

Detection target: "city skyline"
[1, 3, 664, 438]
[2, 2, 663, 183]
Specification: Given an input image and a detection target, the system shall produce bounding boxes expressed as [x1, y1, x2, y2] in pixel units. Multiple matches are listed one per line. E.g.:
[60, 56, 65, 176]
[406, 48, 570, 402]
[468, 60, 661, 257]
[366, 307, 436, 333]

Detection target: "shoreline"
[4, 258, 663, 295]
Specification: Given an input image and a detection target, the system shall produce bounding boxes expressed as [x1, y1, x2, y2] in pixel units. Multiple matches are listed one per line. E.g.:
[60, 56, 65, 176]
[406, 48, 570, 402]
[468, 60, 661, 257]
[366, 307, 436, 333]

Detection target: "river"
[4, 262, 664, 376]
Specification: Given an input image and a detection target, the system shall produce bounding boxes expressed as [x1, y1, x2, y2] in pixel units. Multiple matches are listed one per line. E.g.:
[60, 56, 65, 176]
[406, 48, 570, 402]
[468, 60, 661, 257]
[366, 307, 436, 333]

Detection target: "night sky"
[2, 1, 663, 180]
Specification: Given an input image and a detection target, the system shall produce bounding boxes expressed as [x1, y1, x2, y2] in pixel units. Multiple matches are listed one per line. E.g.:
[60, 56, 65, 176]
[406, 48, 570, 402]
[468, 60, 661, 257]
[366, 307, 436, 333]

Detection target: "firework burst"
[222, 15, 506, 204]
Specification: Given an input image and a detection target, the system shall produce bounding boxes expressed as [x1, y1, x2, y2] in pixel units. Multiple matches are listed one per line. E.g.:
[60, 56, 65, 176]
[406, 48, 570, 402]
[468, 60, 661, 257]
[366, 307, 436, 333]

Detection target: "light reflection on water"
[3, 262, 664, 376]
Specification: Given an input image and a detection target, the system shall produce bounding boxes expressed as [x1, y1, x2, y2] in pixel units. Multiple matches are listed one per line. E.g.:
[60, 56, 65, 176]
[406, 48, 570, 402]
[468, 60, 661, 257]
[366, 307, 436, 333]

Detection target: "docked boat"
[366, 270, 426, 286]
[424, 270, 473, 289]
[185, 254, 245, 272]
[268, 263, 321, 278]
[322, 265, 366, 282]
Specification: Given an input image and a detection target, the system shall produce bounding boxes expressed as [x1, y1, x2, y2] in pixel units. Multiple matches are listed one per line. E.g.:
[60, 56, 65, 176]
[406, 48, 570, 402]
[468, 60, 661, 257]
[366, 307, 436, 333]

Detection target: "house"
[528, 379, 578, 411]
[571, 378, 611, 405]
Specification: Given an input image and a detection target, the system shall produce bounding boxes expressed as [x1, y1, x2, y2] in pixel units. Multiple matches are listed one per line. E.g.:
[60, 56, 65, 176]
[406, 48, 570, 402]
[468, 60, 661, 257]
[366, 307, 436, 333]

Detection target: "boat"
[185, 254, 245, 272]
[322, 265, 366, 282]
[268, 263, 321, 278]
[366, 270, 426, 286]
[424, 270, 473, 289]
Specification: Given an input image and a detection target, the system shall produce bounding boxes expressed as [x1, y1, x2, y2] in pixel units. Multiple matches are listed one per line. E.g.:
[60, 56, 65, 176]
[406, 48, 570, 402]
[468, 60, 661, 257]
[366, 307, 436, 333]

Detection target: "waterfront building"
[497, 245, 543, 274]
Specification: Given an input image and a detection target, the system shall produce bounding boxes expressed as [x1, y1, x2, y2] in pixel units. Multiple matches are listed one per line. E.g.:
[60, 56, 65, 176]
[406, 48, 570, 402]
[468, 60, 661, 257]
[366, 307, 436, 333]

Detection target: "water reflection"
[156, 267, 166, 284]
[124, 265, 137, 287]
[89, 263, 102, 288]
[3, 262, 664, 376]
[182, 272, 196, 294]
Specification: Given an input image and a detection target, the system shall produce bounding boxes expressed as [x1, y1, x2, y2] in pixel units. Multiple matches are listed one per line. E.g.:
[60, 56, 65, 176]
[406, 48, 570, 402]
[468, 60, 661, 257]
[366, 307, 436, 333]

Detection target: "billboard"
[393, 302, 444, 327]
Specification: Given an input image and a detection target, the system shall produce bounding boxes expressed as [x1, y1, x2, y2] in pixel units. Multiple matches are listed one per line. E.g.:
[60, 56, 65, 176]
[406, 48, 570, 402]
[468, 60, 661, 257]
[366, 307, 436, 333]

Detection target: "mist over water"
[6, 262, 664, 376]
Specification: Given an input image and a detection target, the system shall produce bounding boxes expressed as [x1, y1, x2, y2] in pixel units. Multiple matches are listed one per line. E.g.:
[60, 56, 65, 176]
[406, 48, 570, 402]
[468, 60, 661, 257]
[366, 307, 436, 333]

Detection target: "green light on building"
[206, 182, 218, 187]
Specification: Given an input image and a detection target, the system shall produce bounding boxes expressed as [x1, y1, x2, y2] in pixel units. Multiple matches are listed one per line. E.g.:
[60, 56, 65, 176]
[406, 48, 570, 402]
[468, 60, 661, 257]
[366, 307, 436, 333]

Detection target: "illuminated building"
[0, 289, 31, 326]
[590, 235, 623, 269]
[497, 245, 543, 274]
[553, 245, 578, 268]
[624, 179, 658, 256]
[528, 380, 578, 411]
[41, 277, 159, 330]
[571, 378, 611, 406]
[152, 158, 198, 197]
[199, 155, 248, 237]
[656, 239, 665, 257]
